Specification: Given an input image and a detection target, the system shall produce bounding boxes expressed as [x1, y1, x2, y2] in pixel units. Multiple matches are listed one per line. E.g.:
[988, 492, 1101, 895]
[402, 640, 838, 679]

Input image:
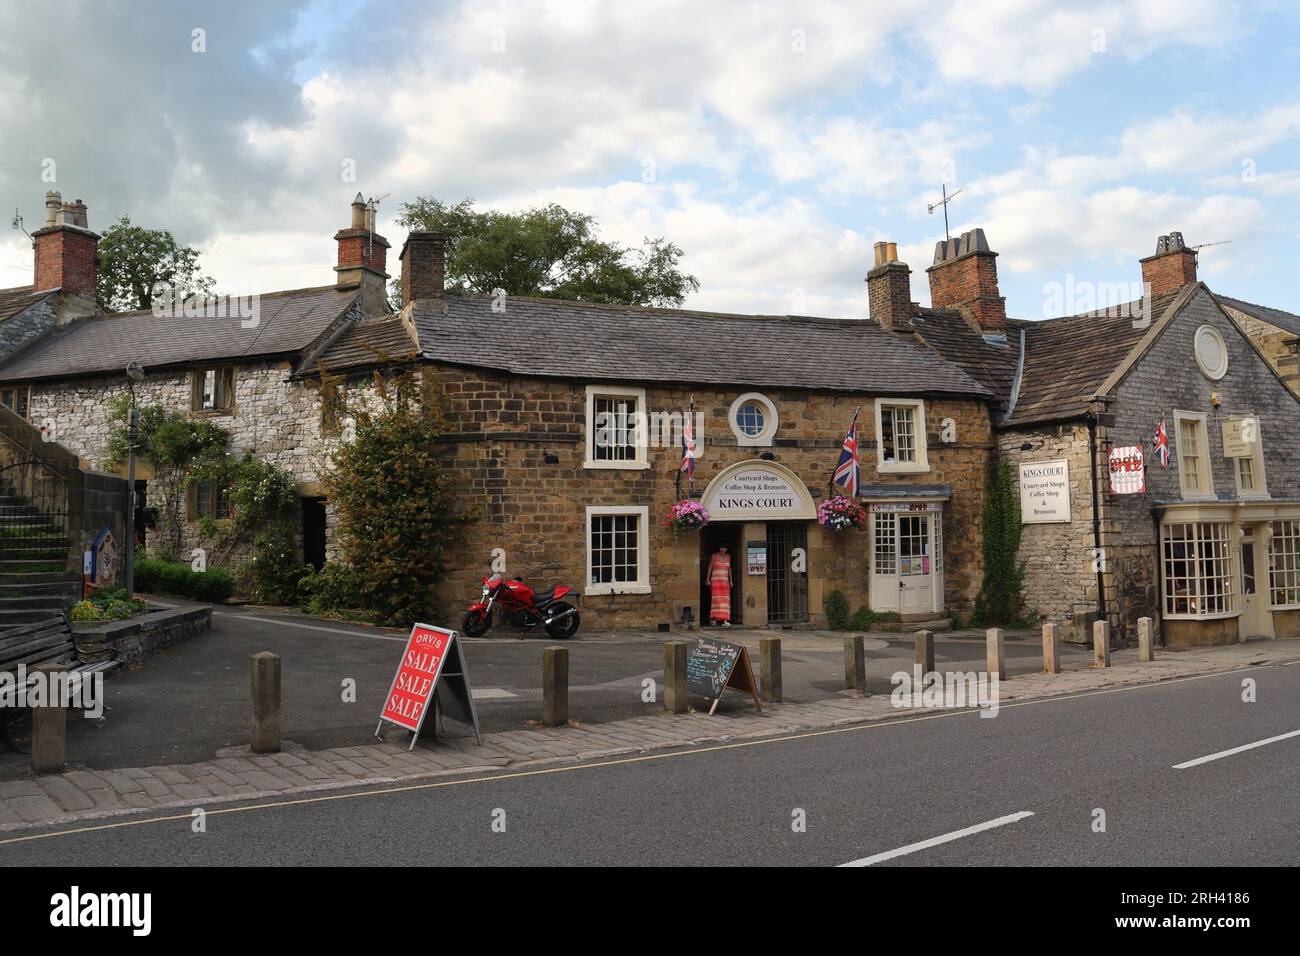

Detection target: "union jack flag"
[680, 401, 696, 484]
[833, 409, 861, 497]
[1153, 415, 1170, 466]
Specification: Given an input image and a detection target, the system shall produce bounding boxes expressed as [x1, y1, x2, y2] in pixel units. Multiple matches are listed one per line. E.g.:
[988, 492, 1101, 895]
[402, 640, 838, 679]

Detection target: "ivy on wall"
[972, 457, 1029, 627]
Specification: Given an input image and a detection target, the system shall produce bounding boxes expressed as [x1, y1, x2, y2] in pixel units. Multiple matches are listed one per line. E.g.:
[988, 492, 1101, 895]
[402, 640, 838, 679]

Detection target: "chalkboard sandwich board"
[686, 637, 762, 715]
[376, 623, 482, 749]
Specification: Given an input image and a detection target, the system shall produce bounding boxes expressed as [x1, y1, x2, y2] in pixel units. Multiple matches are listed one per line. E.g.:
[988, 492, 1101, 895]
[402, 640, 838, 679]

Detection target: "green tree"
[324, 371, 466, 626]
[972, 458, 1028, 626]
[96, 216, 215, 311]
[105, 395, 228, 557]
[396, 197, 699, 307]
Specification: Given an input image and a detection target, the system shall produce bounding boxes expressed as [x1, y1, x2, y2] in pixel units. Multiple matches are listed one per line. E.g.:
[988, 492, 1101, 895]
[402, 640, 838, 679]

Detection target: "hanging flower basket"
[818, 495, 866, 531]
[664, 500, 711, 532]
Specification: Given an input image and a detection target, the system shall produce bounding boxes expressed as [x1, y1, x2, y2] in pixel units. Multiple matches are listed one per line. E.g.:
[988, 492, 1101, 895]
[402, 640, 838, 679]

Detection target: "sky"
[2, 0, 1300, 321]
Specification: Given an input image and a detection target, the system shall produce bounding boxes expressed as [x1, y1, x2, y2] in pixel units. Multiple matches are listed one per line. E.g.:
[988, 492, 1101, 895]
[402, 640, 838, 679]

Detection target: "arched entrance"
[699, 461, 816, 626]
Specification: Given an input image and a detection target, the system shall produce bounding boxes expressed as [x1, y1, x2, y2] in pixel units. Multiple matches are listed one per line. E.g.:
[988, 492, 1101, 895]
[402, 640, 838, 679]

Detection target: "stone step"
[0, 593, 74, 610]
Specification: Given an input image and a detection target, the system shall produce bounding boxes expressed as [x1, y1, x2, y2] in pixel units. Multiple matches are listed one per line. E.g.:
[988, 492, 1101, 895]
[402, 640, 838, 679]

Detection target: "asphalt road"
[0, 604, 1086, 775]
[3, 659, 1295, 866]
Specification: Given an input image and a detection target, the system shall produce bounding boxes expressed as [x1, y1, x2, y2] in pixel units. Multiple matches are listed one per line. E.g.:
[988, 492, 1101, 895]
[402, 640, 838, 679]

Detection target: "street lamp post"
[123, 361, 145, 595]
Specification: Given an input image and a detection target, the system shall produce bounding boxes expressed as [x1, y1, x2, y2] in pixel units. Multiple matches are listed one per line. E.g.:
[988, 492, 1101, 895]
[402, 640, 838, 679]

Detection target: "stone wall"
[427, 366, 994, 629]
[996, 422, 1099, 639]
[1003, 288, 1300, 647]
[1224, 305, 1299, 395]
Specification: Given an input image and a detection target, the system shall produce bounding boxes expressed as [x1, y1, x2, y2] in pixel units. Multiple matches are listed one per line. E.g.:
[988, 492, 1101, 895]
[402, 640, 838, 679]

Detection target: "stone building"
[874, 228, 1300, 647]
[0, 194, 997, 630]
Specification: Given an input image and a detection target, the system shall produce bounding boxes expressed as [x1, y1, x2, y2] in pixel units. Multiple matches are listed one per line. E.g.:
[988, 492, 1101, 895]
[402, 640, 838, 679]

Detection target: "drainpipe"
[1087, 413, 1108, 629]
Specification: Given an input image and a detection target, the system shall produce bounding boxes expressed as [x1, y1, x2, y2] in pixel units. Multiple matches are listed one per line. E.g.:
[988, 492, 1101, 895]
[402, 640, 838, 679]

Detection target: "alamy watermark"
[1042, 276, 1151, 328]
[150, 281, 260, 329]
[0, 665, 103, 718]
[890, 665, 1000, 717]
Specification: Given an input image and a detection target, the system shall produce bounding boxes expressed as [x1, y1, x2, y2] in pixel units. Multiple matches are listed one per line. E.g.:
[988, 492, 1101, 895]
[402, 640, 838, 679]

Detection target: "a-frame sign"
[686, 636, 762, 715]
[376, 623, 481, 750]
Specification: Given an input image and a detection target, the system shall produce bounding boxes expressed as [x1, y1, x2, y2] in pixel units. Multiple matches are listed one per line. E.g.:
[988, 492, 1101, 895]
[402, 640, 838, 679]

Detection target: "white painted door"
[898, 514, 933, 615]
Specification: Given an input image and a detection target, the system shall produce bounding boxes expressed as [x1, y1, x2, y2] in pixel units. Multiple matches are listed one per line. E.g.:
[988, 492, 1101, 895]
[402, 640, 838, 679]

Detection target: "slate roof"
[407, 293, 992, 397]
[1004, 290, 1184, 426]
[308, 315, 418, 372]
[0, 286, 56, 323]
[1216, 295, 1300, 337]
[0, 285, 359, 383]
[908, 308, 1019, 409]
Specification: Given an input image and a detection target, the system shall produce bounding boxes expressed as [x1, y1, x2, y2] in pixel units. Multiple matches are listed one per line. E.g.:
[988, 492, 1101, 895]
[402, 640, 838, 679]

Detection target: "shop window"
[190, 479, 230, 521]
[727, 392, 778, 446]
[191, 367, 235, 414]
[875, 399, 929, 473]
[584, 385, 648, 469]
[1173, 410, 1213, 499]
[1161, 522, 1234, 618]
[0, 385, 30, 420]
[873, 512, 896, 574]
[585, 506, 650, 594]
[1269, 519, 1300, 609]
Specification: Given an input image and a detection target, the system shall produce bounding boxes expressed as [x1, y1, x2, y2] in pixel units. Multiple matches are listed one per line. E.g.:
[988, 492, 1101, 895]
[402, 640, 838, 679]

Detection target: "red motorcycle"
[462, 573, 581, 639]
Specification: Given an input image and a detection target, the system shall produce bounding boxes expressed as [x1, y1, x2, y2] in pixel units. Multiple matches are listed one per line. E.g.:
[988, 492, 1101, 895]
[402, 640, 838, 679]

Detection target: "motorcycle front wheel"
[544, 604, 580, 640]
[461, 609, 492, 637]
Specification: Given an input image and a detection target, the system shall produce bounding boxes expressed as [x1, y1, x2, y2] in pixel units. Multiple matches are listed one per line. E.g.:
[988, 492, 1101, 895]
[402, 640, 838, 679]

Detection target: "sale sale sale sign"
[376, 623, 481, 749]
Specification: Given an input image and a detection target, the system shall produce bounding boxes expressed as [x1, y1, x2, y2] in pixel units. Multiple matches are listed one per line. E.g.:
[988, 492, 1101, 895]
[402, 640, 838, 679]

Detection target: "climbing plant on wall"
[972, 457, 1029, 626]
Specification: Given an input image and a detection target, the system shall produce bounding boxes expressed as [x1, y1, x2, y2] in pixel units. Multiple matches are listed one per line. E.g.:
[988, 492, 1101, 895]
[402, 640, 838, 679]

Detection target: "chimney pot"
[926, 227, 1006, 334]
[1140, 231, 1197, 296]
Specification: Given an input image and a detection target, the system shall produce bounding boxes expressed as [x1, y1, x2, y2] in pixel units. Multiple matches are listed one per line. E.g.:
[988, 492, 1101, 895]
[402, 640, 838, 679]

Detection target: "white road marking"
[839, 811, 1035, 867]
[471, 688, 518, 700]
[1172, 729, 1300, 769]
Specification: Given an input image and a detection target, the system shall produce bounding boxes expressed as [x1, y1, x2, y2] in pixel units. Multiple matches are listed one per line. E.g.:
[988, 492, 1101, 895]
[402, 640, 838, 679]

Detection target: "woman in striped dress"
[707, 546, 733, 627]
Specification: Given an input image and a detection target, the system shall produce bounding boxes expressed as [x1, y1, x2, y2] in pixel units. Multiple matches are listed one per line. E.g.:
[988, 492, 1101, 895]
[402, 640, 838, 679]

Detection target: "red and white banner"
[380, 623, 456, 732]
[1108, 445, 1146, 495]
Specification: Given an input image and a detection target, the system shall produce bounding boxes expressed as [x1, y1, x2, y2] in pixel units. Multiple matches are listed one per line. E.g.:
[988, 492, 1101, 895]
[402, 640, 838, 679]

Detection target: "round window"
[728, 392, 778, 445]
[736, 402, 766, 437]
[1194, 325, 1228, 380]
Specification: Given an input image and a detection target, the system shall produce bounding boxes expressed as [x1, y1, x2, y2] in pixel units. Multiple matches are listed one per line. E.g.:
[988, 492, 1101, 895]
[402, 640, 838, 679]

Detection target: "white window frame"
[1193, 324, 1228, 381]
[727, 392, 778, 447]
[1173, 409, 1214, 500]
[584, 385, 649, 470]
[1269, 519, 1300, 610]
[1160, 521, 1236, 620]
[584, 505, 651, 595]
[1227, 417, 1268, 500]
[874, 398, 930, 474]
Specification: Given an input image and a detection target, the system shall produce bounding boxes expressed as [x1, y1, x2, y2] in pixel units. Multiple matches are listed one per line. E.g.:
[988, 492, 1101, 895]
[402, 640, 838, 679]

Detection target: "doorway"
[869, 506, 942, 618]
[1239, 524, 1273, 639]
[766, 521, 809, 624]
[301, 498, 327, 571]
[699, 524, 742, 626]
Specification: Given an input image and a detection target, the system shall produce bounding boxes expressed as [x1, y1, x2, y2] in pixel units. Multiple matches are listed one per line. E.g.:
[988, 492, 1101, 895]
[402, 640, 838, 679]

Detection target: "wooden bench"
[0, 613, 119, 753]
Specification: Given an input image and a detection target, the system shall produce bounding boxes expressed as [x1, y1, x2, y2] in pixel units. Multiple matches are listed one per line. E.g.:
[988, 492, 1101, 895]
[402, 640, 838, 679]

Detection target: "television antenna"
[1191, 239, 1232, 252]
[365, 192, 390, 258]
[11, 208, 30, 242]
[927, 184, 963, 243]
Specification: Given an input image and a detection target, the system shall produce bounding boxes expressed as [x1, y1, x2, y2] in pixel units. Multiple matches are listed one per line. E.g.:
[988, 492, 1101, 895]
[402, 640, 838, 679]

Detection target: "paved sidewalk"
[1, 639, 1295, 833]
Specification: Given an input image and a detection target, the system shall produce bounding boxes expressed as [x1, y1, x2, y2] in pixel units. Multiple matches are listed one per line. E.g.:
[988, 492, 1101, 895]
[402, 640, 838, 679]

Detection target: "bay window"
[1162, 522, 1234, 617]
[1269, 519, 1300, 609]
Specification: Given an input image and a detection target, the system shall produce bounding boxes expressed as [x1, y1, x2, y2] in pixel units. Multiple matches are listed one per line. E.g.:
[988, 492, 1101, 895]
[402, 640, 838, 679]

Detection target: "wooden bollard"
[664, 640, 688, 714]
[1042, 622, 1060, 674]
[543, 646, 568, 727]
[986, 627, 1006, 682]
[844, 635, 865, 691]
[760, 637, 782, 703]
[31, 663, 67, 775]
[250, 652, 281, 754]
[1138, 617, 1155, 662]
[1093, 620, 1111, 668]
[915, 630, 935, 674]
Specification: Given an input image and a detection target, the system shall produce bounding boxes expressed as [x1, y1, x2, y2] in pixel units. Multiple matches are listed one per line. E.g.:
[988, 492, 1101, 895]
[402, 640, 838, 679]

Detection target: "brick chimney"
[31, 191, 99, 301]
[926, 227, 1006, 336]
[1139, 232, 1197, 296]
[867, 241, 913, 331]
[334, 193, 391, 314]
[399, 231, 445, 308]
